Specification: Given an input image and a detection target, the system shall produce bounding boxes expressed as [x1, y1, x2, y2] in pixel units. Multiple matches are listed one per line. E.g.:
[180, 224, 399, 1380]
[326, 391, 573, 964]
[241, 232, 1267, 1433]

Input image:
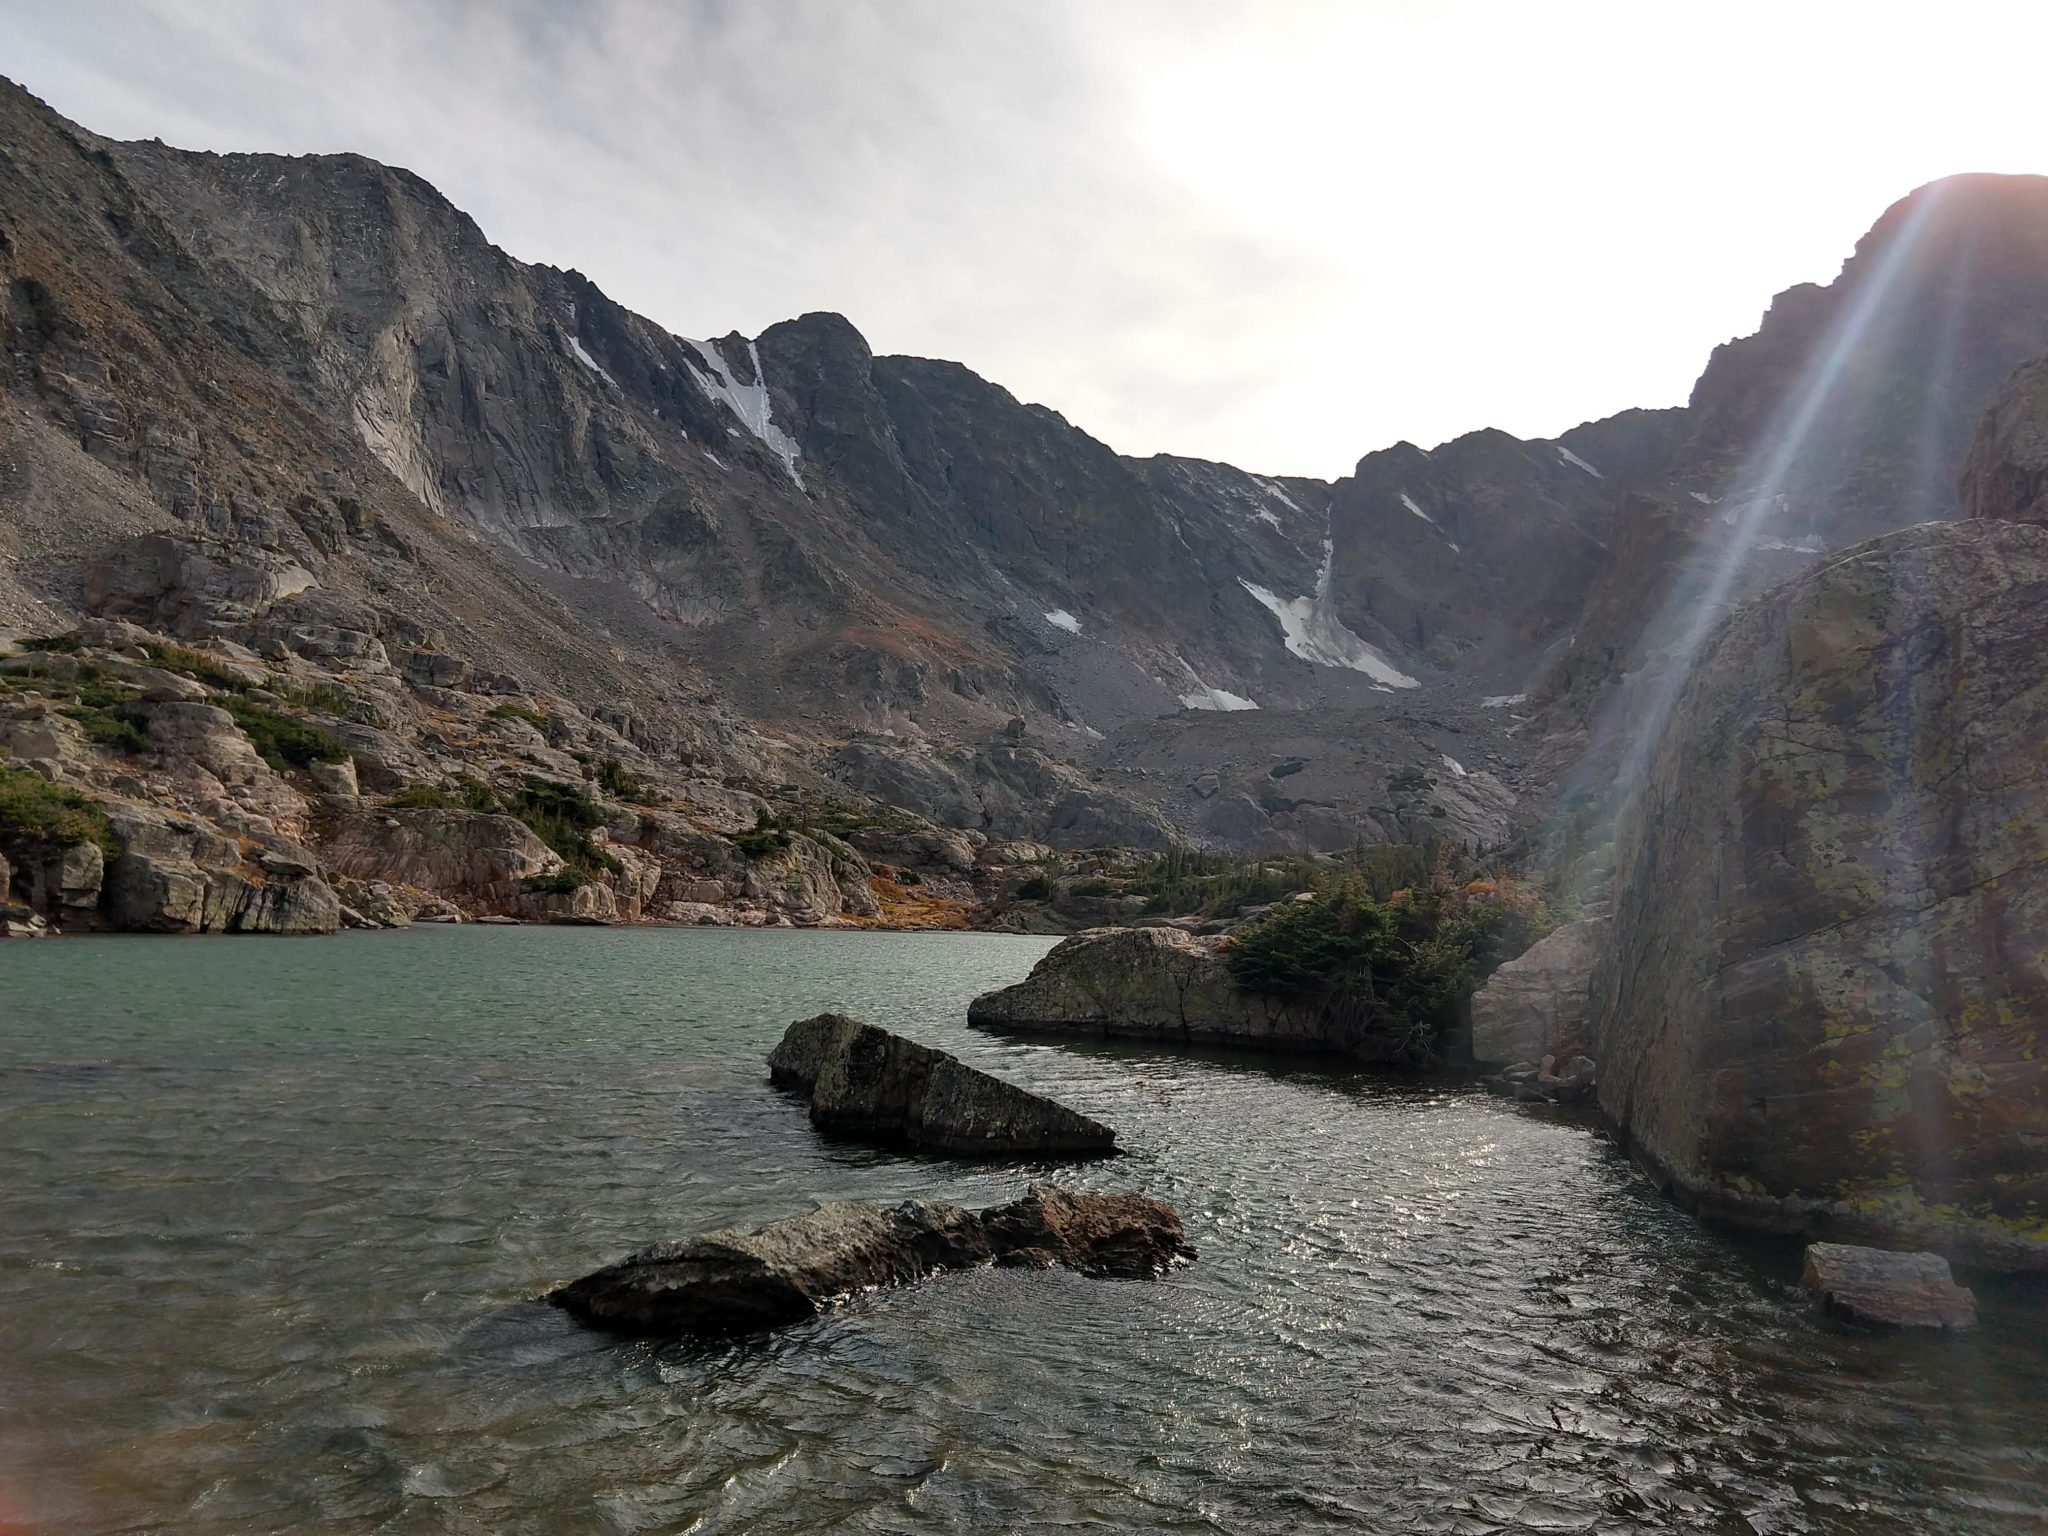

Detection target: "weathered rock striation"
[548, 1182, 1194, 1336]
[1800, 1242, 1978, 1330]
[768, 1014, 1117, 1155]
[1587, 520, 2048, 1269]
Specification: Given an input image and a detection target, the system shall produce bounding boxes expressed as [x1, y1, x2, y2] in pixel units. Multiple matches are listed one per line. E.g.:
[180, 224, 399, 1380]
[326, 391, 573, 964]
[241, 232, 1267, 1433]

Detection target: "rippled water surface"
[3, 928, 2045, 1534]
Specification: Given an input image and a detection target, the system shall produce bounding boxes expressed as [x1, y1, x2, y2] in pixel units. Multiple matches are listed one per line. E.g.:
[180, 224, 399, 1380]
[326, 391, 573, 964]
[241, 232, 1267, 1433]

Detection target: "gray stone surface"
[1468, 918, 1603, 1068]
[768, 1013, 1116, 1156]
[1589, 521, 2048, 1270]
[549, 1182, 1193, 1336]
[1801, 1243, 1977, 1329]
[969, 925, 1384, 1058]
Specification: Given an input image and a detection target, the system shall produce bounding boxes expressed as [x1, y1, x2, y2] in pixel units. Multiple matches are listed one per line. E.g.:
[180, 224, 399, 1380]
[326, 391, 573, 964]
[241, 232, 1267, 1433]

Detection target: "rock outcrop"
[549, 1182, 1194, 1336]
[1960, 355, 2048, 525]
[768, 1014, 1117, 1155]
[1468, 918, 1604, 1067]
[1800, 1243, 1978, 1330]
[1588, 520, 2048, 1269]
[969, 925, 1414, 1059]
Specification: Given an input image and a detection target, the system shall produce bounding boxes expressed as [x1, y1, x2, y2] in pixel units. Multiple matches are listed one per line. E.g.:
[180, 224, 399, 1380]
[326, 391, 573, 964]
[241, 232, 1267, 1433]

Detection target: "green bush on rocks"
[0, 766, 116, 858]
[225, 699, 349, 771]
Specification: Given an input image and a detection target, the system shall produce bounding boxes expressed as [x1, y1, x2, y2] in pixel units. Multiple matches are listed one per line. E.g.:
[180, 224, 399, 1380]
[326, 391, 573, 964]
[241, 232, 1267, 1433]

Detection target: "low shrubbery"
[509, 778, 620, 878]
[0, 766, 116, 858]
[225, 699, 349, 771]
[520, 870, 586, 896]
[595, 756, 653, 803]
[387, 775, 620, 880]
[17, 632, 84, 654]
[144, 641, 248, 692]
[1224, 857, 1555, 1065]
[64, 706, 150, 753]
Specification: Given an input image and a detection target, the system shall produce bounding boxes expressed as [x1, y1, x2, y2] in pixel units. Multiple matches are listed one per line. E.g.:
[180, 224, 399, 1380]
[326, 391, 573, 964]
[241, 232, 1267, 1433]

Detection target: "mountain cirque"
[12, 74, 2048, 914]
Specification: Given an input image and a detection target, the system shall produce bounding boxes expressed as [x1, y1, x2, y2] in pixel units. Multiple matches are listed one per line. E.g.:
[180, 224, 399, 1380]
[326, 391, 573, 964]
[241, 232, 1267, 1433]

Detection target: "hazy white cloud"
[4, 0, 2044, 477]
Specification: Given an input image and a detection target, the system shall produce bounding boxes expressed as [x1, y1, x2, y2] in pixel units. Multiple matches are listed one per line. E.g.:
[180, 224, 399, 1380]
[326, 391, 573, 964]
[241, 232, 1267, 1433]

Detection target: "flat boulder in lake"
[768, 1013, 1117, 1156]
[1801, 1242, 1977, 1330]
[549, 1182, 1194, 1336]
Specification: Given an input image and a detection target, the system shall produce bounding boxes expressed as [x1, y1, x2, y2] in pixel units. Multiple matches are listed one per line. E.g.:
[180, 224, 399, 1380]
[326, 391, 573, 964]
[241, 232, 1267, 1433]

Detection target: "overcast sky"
[6, 0, 2045, 478]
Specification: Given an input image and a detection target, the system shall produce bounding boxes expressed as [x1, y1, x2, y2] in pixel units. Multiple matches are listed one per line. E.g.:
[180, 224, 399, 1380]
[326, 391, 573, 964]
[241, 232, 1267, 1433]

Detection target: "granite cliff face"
[1587, 520, 2048, 1269]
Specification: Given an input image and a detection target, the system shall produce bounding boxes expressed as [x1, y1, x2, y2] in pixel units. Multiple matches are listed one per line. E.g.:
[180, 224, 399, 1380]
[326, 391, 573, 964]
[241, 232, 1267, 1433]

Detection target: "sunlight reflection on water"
[2, 926, 2044, 1534]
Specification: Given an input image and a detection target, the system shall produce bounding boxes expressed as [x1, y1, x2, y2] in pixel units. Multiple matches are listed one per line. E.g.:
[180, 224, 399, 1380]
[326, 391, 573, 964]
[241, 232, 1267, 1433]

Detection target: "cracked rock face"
[1589, 520, 2048, 1269]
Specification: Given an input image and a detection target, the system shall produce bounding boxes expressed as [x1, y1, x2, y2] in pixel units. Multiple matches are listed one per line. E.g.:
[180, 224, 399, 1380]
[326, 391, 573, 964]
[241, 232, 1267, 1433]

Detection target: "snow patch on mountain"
[684, 337, 804, 487]
[1045, 609, 1082, 634]
[1441, 754, 1468, 777]
[1481, 693, 1527, 708]
[1258, 477, 1304, 515]
[1179, 682, 1259, 712]
[1239, 542, 1419, 689]
[566, 335, 613, 386]
[1399, 491, 1460, 553]
[1557, 446, 1602, 477]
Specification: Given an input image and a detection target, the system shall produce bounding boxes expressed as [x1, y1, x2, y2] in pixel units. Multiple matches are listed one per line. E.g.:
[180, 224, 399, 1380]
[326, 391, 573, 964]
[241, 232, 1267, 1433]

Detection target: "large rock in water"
[549, 1182, 1194, 1336]
[1801, 1242, 1977, 1330]
[1467, 917, 1604, 1068]
[968, 925, 1401, 1059]
[1588, 521, 2048, 1269]
[768, 1014, 1116, 1155]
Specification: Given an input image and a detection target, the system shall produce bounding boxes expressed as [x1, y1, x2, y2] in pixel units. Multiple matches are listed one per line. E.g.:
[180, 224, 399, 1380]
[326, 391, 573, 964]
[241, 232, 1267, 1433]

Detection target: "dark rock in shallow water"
[549, 1183, 1193, 1336]
[768, 1013, 1117, 1156]
[1800, 1242, 1977, 1330]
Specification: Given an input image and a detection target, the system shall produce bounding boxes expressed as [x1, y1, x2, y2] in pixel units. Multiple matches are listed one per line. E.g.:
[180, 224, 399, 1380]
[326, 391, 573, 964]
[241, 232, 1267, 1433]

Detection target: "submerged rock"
[768, 1013, 1117, 1156]
[1801, 1243, 1977, 1330]
[549, 1182, 1193, 1336]
[968, 925, 1384, 1058]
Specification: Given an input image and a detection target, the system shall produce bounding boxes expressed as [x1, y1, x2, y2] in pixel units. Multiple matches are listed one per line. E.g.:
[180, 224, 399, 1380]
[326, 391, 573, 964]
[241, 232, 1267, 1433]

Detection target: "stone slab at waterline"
[1800, 1243, 1978, 1330]
[548, 1183, 1194, 1336]
[768, 1013, 1117, 1155]
[967, 925, 1379, 1055]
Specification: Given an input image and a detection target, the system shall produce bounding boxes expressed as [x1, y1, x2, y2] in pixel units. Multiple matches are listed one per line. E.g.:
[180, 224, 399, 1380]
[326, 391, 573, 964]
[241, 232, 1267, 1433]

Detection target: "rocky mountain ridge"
[9, 76, 2048, 934]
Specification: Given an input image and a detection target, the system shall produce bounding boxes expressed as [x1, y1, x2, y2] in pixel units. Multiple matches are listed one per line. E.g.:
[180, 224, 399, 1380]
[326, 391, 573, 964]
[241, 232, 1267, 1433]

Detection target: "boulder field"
[768, 1014, 1118, 1156]
[549, 1183, 1194, 1336]
[1589, 520, 2048, 1270]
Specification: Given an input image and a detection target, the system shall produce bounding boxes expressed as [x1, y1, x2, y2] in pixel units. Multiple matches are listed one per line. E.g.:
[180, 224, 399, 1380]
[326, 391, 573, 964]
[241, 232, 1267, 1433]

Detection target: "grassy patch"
[488, 702, 551, 730]
[387, 776, 503, 813]
[0, 766, 116, 858]
[144, 642, 247, 692]
[268, 678, 368, 721]
[62, 705, 150, 753]
[225, 699, 348, 771]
